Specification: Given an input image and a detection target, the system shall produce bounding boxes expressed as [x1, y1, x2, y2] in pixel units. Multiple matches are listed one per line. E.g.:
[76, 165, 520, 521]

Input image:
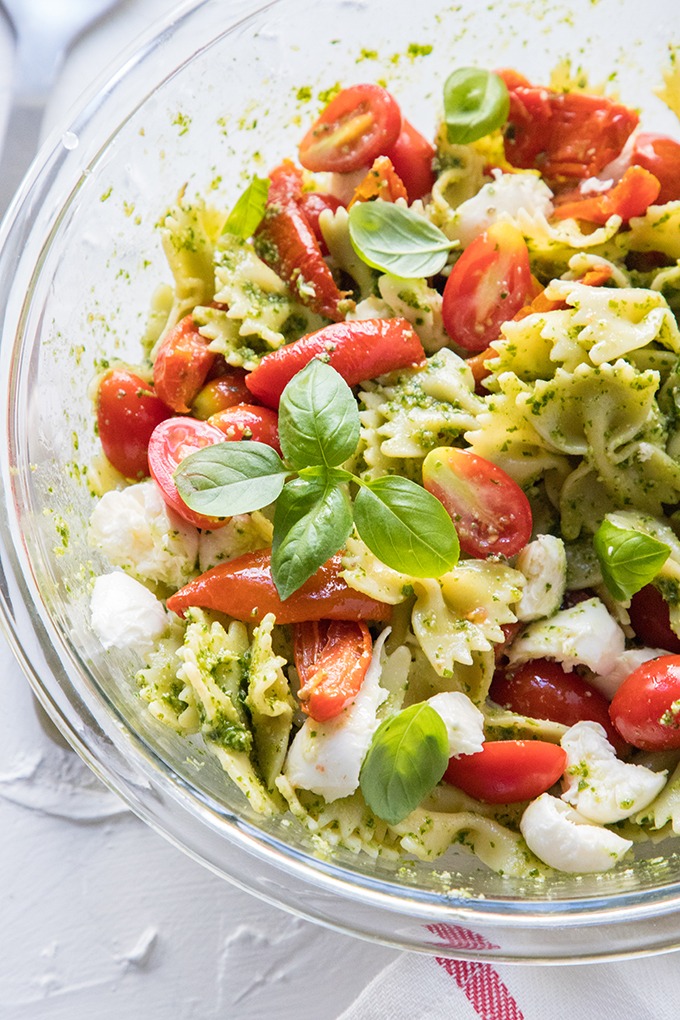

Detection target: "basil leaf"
[174, 440, 287, 516]
[278, 360, 360, 470]
[360, 703, 449, 825]
[348, 201, 456, 279]
[272, 472, 353, 600]
[443, 67, 509, 144]
[223, 176, 270, 239]
[594, 519, 670, 601]
[354, 476, 459, 577]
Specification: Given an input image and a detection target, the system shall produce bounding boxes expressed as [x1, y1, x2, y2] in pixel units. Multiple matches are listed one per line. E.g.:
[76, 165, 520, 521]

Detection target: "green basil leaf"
[360, 703, 449, 825]
[272, 472, 353, 600]
[223, 176, 270, 239]
[174, 440, 287, 516]
[278, 360, 361, 470]
[594, 519, 670, 601]
[443, 67, 509, 144]
[348, 201, 456, 279]
[354, 476, 459, 577]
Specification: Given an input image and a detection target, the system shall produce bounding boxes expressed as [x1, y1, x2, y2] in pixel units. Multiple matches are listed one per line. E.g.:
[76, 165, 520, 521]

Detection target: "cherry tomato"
[490, 658, 625, 753]
[384, 119, 435, 202]
[245, 317, 425, 408]
[298, 191, 343, 254]
[298, 84, 402, 174]
[147, 417, 227, 529]
[255, 161, 347, 321]
[444, 740, 567, 804]
[293, 619, 372, 722]
[631, 133, 680, 204]
[609, 655, 680, 750]
[191, 369, 252, 420]
[628, 584, 680, 654]
[442, 221, 533, 352]
[422, 446, 532, 558]
[166, 549, 393, 624]
[552, 166, 660, 224]
[208, 403, 281, 456]
[348, 155, 408, 207]
[152, 315, 217, 413]
[97, 369, 173, 479]
[503, 83, 638, 181]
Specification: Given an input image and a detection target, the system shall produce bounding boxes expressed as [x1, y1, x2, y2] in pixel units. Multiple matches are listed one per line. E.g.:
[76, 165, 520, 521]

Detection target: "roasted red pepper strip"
[153, 315, 216, 414]
[552, 166, 661, 223]
[254, 161, 348, 321]
[245, 317, 425, 408]
[294, 619, 373, 722]
[347, 155, 408, 208]
[166, 549, 392, 624]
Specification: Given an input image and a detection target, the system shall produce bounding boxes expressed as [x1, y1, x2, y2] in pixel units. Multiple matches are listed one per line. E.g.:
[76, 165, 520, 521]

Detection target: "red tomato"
[552, 166, 661, 223]
[255, 161, 347, 321]
[628, 584, 680, 654]
[348, 155, 408, 207]
[97, 369, 173, 479]
[609, 655, 680, 750]
[245, 317, 425, 408]
[208, 403, 281, 456]
[490, 658, 625, 753]
[147, 417, 227, 529]
[152, 315, 217, 413]
[631, 133, 680, 205]
[298, 84, 402, 174]
[166, 549, 393, 624]
[293, 619, 372, 722]
[298, 191, 343, 254]
[422, 446, 532, 558]
[503, 84, 638, 181]
[444, 740, 567, 803]
[385, 119, 436, 202]
[191, 369, 252, 420]
[442, 222, 533, 352]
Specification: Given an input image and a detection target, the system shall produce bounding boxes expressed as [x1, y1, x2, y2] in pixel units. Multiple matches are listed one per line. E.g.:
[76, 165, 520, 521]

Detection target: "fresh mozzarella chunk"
[449, 171, 554, 248]
[507, 597, 625, 676]
[515, 535, 567, 622]
[197, 511, 272, 572]
[89, 480, 199, 589]
[520, 793, 633, 873]
[589, 647, 667, 699]
[91, 572, 169, 657]
[283, 630, 390, 802]
[346, 295, 393, 321]
[427, 692, 485, 758]
[561, 721, 667, 823]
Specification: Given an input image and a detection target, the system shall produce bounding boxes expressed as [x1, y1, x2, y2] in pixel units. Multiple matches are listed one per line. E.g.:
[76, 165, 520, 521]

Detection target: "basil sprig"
[348, 201, 456, 279]
[594, 519, 670, 601]
[443, 67, 510, 145]
[360, 703, 449, 825]
[223, 176, 270, 239]
[174, 359, 460, 599]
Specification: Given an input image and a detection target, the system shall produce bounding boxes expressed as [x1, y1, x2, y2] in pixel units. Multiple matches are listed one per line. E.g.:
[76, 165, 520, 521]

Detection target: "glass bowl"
[2, 0, 680, 963]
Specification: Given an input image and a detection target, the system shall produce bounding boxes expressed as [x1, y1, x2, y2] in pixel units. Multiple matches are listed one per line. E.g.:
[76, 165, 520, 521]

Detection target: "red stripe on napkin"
[435, 959, 525, 1020]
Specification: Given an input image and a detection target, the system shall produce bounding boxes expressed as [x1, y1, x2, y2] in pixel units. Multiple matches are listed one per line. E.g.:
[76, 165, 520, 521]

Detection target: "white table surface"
[0, 3, 398, 1016]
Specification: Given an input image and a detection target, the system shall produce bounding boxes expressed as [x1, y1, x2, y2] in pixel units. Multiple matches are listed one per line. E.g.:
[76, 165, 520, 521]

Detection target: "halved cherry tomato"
[384, 119, 436, 202]
[298, 192, 343, 254]
[147, 417, 227, 529]
[631, 133, 680, 205]
[255, 161, 347, 321]
[628, 584, 680, 654]
[348, 155, 408, 207]
[97, 369, 173, 479]
[166, 549, 393, 624]
[442, 221, 533, 352]
[490, 658, 625, 753]
[444, 740, 567, 803]
[503, 83, 638, 181]
[191, 369, 252, 420]
[422, 446, 532, 558]
[208, 403, 281, 456]
[245, 317, 425, 408]
[552, 166, 660, 223]
[153, 315, 216, 413]
[609, 655, 680, 750]
[298, 84, 402, 174]
[293, 619, 372, 722]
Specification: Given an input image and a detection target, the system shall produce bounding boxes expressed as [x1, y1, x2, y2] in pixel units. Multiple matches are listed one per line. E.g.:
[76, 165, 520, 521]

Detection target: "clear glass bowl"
[2, 0, 680, 963]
